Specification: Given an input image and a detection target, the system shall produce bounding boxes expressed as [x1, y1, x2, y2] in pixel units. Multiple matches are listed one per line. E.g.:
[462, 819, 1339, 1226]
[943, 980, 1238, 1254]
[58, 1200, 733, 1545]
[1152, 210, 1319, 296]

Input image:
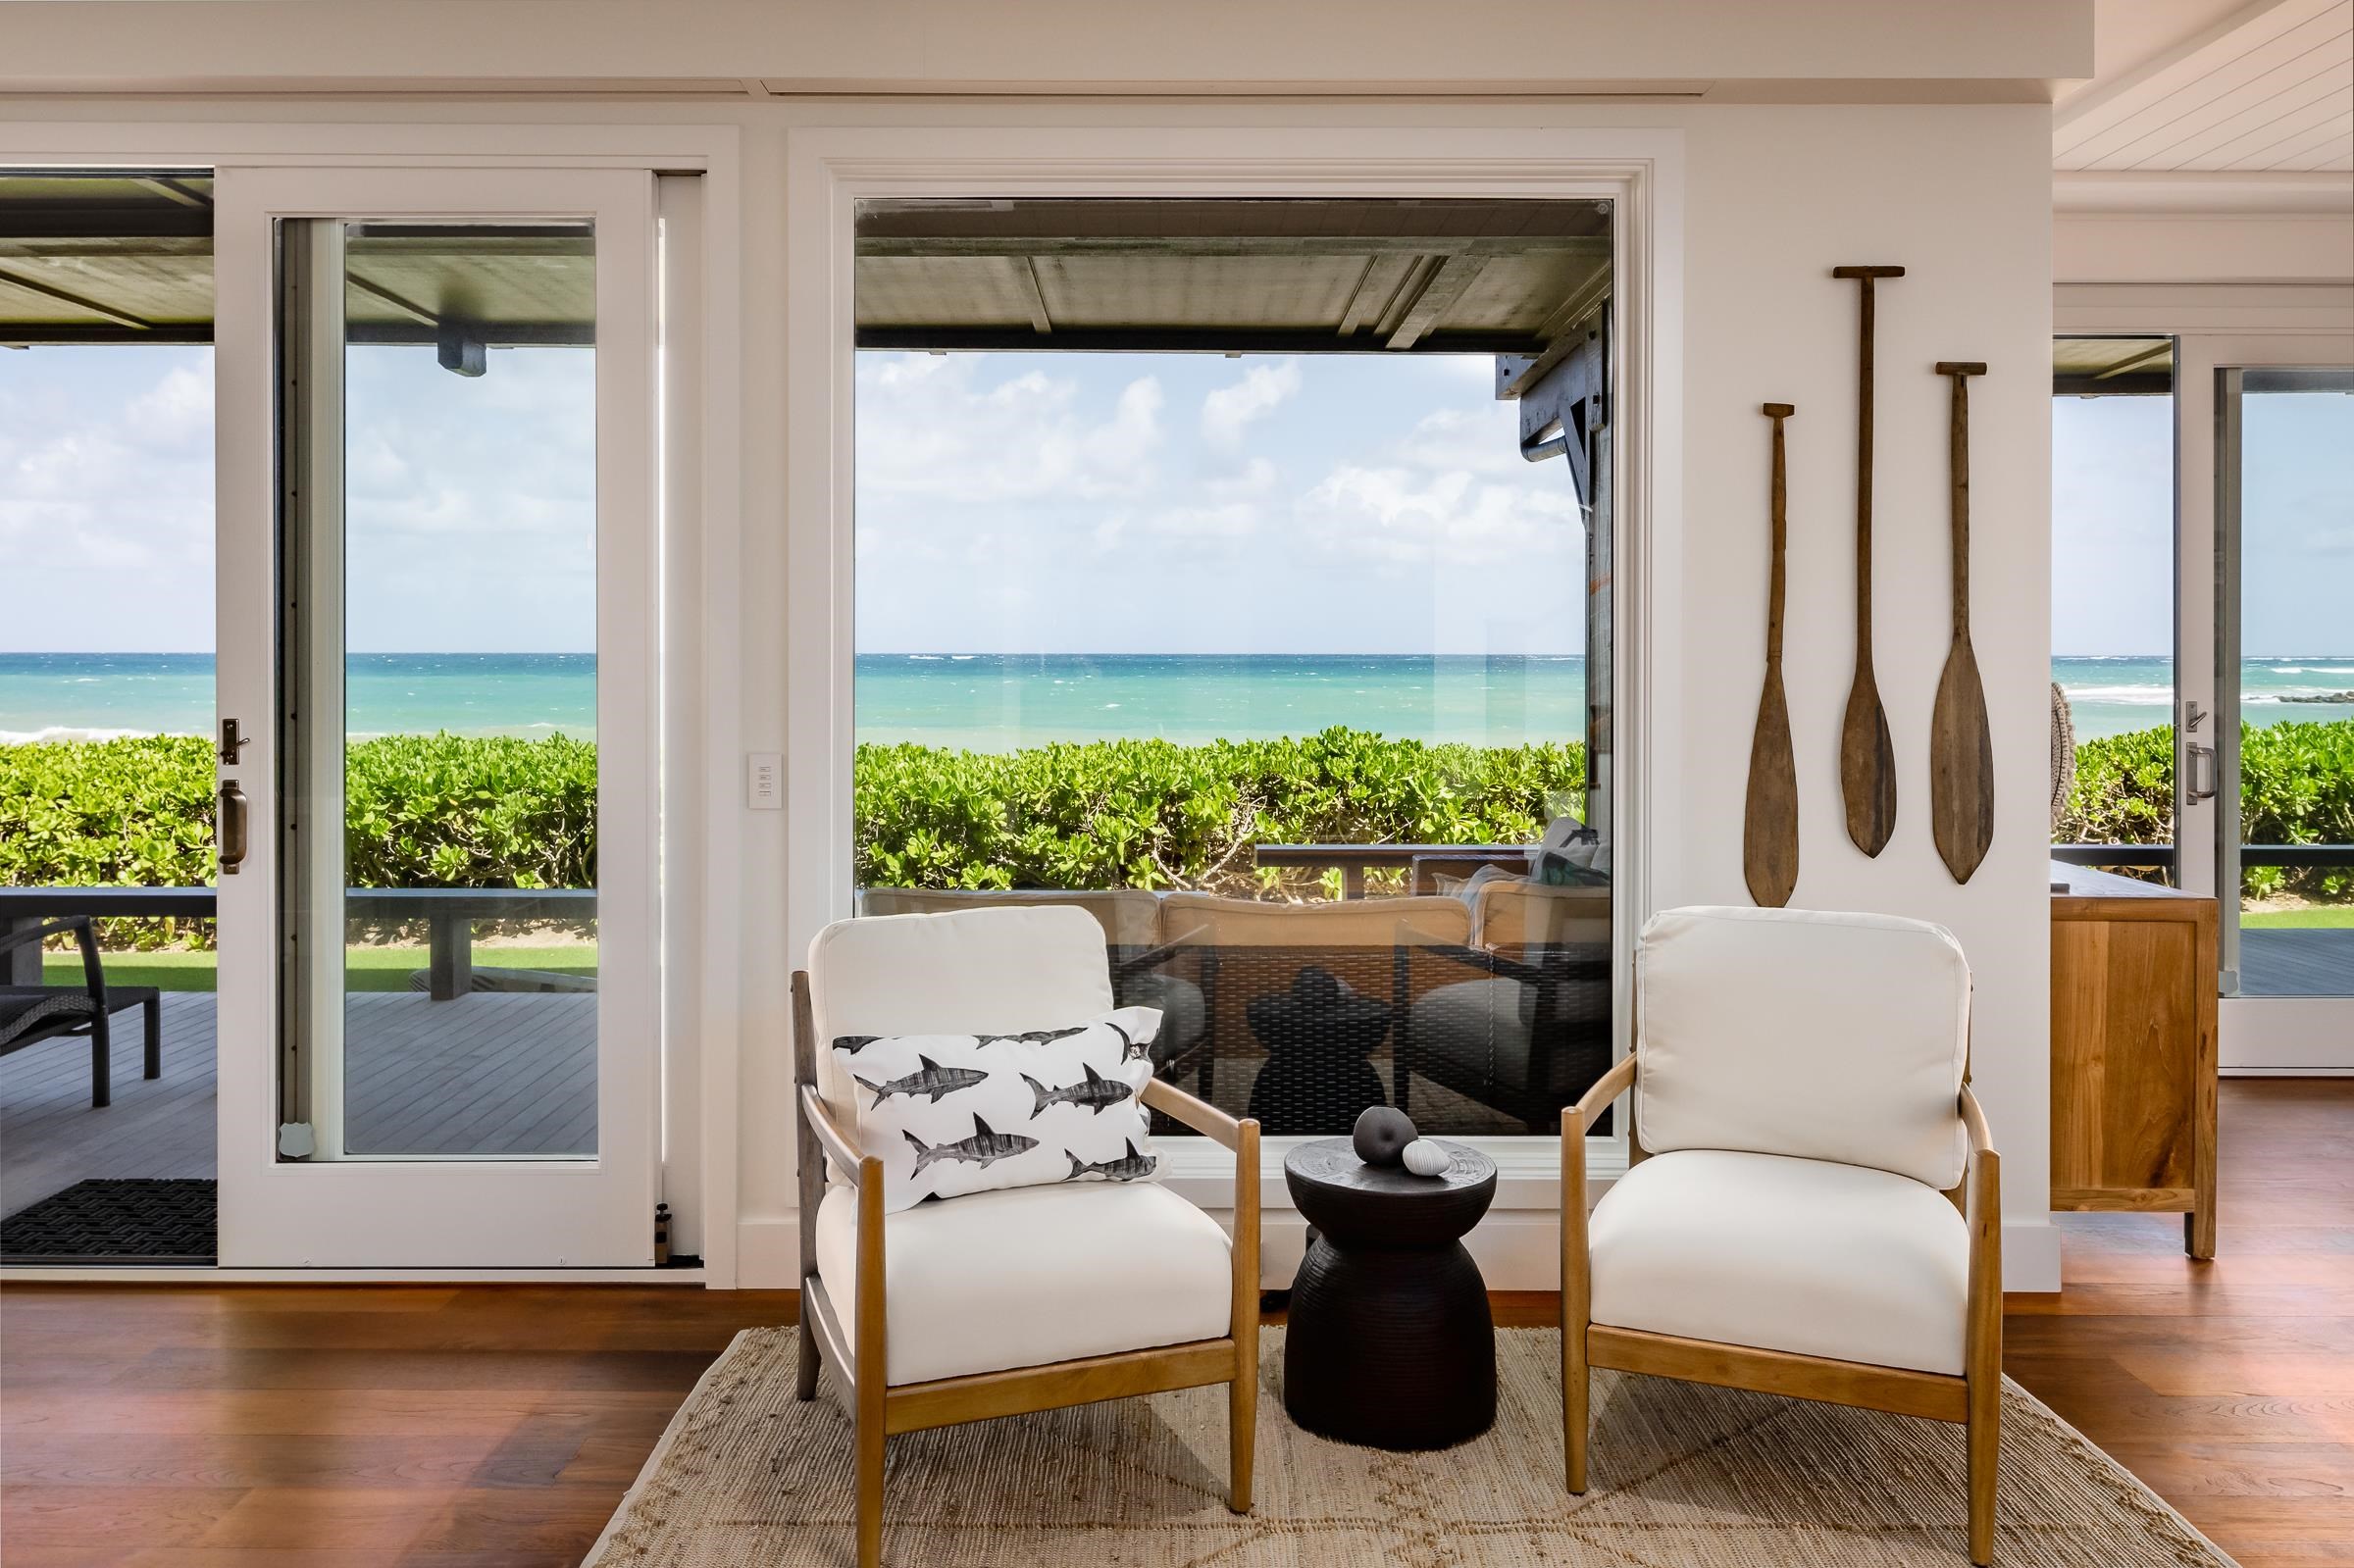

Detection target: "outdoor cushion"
[808, 905, 1113, 1132]
[1122, 971, 1205, 1055]
[855, 885, 1164, 949]
[1635, 906, 1970, 1189]
[1410, 978, 1537, 1087]
[814, 1178, 1232, 1385]
[1589, 1148, 1970, 1377]
[0, 989, 99, 1048]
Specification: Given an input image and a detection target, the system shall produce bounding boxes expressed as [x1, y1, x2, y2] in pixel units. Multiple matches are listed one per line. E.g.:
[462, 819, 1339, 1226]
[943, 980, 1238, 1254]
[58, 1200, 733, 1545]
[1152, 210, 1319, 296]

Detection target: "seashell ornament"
[1402, 1138, 1452, 1178]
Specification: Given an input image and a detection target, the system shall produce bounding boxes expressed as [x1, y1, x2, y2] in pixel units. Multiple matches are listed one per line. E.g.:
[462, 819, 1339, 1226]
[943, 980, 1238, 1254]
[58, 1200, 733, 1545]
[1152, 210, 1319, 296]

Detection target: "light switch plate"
[746, 751, 783, 809]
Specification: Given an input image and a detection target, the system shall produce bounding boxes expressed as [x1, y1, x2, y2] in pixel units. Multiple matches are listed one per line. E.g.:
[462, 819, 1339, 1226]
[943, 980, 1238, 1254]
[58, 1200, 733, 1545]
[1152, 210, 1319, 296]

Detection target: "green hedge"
[853, 728, 1587, 896]
[2057, 718, 2353, 900]
[0, 733, 594, 948]
[4, 720, 2347, 951]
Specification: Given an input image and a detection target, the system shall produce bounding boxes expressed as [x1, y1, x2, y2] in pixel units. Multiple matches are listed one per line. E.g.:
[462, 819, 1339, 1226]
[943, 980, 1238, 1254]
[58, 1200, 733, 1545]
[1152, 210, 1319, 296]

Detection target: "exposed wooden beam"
[0, 324, 212, 345]
[2091, 340, 2174, 380]
[1335, 255, 1405, 337]
[0, 208, 212, 241]
[136, 177, 212, 210]
[1497, 282, 1612, 399]
[0, 266, 155, 330]
[345, 272, 439, 328]
[855, 234, 1612, 260]
[1010, 256, 1052, 333]
[855, 324, 1543, 356]
[1386, 254, 1487, 349]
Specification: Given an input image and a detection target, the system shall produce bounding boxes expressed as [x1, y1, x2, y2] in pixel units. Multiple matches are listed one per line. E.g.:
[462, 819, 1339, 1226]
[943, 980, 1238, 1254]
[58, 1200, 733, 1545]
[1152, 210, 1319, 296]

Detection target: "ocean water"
[3, 651, 2351, 749]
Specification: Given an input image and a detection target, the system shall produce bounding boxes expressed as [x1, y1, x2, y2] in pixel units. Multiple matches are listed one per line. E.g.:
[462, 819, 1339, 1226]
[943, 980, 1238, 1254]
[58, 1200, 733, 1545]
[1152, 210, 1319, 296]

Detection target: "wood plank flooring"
[3, 991, 596, 1219]
[2240, 928, 2354, 997]
[2, 1079, 2347, 1566]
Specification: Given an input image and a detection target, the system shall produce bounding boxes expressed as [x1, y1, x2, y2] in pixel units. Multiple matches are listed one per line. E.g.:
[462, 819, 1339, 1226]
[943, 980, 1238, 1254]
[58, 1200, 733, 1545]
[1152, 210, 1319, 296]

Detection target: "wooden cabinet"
[2049, 862, 2220, 1258]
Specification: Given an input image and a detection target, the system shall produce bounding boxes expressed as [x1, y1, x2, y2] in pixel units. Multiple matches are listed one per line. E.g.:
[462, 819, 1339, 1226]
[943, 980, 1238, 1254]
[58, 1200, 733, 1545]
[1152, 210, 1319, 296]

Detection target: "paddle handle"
[1763, 403, 1794, 668]
[1936, 363, 1985, 632]
[1834, 267, 1903, 663]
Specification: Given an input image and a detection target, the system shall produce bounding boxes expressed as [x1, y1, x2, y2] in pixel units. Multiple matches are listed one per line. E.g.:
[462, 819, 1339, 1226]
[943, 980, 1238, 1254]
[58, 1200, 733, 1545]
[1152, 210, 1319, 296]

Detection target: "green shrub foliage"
[4, 720, 2347, 949]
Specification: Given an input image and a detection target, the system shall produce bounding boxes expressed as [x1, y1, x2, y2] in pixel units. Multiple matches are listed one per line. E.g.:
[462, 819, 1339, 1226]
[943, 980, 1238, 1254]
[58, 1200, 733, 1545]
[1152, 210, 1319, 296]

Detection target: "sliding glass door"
[2210, 359, 2353, 1064]
[211, 168, 659, 1265]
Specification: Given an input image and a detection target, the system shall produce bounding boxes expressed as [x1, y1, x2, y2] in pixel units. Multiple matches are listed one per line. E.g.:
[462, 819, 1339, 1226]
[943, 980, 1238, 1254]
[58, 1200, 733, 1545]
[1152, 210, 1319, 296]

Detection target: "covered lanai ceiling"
[0, 170, 594, 351]
[851, 197, 1613, 362]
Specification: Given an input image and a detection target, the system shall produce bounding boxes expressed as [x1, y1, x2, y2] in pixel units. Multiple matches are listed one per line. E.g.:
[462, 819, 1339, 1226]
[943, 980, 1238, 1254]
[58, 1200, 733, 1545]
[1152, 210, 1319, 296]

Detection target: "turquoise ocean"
[3, 652, 2351, 749]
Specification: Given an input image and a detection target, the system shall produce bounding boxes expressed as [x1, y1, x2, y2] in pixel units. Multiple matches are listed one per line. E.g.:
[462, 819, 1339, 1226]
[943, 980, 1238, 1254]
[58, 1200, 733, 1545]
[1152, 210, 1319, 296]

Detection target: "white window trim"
[784, 123, 1687, 1217]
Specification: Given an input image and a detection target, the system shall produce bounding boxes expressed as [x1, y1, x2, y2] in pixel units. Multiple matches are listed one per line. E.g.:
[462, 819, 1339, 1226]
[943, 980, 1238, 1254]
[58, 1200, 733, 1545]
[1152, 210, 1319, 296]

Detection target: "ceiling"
[2056, 0, 2353, 173]
[851, 199, 1613, 359]
[0, 174, 595, 350]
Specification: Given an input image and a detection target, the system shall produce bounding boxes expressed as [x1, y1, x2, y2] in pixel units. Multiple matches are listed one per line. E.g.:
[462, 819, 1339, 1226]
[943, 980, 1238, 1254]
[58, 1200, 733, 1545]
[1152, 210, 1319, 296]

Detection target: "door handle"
[218, 780, 249, 875]
[2185, 741, 2218, 803]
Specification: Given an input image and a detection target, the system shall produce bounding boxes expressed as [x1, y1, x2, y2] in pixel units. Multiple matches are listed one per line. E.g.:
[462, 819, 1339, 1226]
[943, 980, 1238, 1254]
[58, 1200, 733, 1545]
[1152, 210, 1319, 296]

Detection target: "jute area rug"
[584, 1326, 2234, 1567]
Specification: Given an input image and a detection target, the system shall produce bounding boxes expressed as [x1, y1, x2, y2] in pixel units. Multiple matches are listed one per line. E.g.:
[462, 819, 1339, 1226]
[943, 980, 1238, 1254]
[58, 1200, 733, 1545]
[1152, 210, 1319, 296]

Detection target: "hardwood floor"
[2, 1079, 2346, 1566]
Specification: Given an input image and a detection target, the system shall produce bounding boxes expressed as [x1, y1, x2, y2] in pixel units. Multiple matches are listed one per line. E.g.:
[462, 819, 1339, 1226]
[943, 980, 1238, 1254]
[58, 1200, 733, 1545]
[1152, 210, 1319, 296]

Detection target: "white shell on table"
[1402, 1138, 1451, 1177]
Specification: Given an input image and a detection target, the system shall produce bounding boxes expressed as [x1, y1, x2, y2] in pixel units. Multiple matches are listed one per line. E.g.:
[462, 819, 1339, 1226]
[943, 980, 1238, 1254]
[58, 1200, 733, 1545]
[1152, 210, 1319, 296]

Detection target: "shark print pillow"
[830, 1005, 1161, 1213]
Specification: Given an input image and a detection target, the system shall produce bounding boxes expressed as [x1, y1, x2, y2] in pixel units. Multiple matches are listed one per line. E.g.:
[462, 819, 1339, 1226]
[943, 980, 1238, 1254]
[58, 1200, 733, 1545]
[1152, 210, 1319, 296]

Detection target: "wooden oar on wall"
[1832, 265, 1902, 858]
[1930, 361, 1994, 884]
[1744, 403, 1799, 907]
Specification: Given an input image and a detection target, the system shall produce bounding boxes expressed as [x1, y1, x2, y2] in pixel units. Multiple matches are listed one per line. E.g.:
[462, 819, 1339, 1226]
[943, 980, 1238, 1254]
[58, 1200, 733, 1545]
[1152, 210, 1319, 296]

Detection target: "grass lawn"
[46, 946, 599, 993]
[2241, 907, 2354, 930]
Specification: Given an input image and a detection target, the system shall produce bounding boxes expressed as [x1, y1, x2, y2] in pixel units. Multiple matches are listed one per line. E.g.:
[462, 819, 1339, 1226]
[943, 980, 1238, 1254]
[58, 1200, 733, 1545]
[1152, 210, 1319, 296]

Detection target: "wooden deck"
[2240, 927, 2354, 996]
[2, 990, 596, 1217]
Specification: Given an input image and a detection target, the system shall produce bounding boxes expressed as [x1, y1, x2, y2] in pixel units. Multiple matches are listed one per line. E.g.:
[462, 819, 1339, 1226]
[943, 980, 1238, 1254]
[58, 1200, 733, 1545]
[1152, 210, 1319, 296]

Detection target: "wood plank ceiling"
[2056, 0, 2353, 173]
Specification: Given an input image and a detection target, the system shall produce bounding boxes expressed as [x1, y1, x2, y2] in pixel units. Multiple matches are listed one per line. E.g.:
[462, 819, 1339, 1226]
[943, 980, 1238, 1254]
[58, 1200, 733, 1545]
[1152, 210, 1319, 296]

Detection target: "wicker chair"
[0, 916, 162, 1109]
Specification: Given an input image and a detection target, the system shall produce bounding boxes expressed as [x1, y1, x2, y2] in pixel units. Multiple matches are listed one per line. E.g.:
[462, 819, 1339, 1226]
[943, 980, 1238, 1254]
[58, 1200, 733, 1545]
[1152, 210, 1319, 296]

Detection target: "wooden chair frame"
[1561, 1046, 2002, 1565]
[791, 971, 1260, 1568]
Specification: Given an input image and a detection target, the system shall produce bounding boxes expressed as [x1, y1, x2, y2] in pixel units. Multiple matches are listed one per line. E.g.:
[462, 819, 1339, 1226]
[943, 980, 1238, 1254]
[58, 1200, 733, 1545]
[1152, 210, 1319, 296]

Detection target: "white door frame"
[2193, 336, 2354, 1071]
[780, 125, 1686, 1285]
[0, 120, 743, 1281]
[2057, 291, 2354, 1074]
[214, 164, 661, 1266]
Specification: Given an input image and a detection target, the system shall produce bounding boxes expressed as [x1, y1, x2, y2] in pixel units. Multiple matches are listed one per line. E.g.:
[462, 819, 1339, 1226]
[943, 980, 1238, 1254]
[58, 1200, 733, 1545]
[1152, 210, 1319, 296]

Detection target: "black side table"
[1282, 1138, 1498, 1449]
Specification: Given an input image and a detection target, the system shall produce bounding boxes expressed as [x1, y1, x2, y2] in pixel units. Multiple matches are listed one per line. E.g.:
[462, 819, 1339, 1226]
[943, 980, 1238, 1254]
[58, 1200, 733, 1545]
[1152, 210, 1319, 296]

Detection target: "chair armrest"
[1959, 1083, 1995, 1156]
[1958, 1084, 2002, 1384]
[0, 917, 105, 999]
[1562, 1051, 1637, 1138]
[1393, 923, 1548, 986]
[798, 1084, 872, 1187]
[1142, 1076, 1248, 1151]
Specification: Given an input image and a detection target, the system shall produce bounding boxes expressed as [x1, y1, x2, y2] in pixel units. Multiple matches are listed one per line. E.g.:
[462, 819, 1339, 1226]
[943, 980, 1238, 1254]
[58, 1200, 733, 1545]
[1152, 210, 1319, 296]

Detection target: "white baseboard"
[736, 1217, 798, 1289]
[2005, 1218, 2062, 1293]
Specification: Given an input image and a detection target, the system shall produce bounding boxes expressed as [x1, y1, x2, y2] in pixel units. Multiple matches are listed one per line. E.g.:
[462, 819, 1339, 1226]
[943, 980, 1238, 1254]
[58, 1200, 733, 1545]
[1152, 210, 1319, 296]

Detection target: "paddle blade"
[1930, 636, 1995, 884]
[1840, 672, 1898, 857]
[1744, 678, 1799, 907]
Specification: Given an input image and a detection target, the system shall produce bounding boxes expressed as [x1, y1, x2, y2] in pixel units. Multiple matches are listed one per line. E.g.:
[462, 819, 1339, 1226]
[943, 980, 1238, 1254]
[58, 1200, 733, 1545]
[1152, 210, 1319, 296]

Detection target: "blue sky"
[3, 344, 2346, 656]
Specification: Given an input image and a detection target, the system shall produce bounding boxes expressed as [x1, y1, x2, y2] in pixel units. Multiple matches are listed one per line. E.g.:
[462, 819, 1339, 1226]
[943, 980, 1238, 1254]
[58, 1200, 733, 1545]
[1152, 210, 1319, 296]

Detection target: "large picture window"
[850, 198, 1615, 1138]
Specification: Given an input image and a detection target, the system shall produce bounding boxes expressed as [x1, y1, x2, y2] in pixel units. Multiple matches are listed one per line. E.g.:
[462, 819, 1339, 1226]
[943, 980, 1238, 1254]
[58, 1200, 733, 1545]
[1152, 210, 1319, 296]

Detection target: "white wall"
[0, 9, 2076, 1291]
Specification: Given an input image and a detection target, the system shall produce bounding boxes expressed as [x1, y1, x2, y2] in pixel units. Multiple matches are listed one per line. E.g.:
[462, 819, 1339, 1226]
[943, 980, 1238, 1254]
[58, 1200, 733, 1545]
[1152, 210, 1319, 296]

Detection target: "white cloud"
[1200, 359, 1301, 448]
[1397, 405, 1527, 477]
[857, 353, 1163, 501]
[1297, 464, 1580, 570]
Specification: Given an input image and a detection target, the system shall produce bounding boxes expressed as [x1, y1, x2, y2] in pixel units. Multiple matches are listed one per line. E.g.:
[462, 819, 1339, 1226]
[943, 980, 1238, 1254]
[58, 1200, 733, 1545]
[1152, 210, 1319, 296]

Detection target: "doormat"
[0, 1178, 217, 1265]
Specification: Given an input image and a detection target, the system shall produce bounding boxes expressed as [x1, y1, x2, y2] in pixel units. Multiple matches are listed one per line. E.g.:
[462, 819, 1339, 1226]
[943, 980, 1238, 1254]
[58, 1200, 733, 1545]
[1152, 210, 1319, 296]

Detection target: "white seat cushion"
[1589, 1149, 1970, 1377]
[1636, 906, 1971, 1189]
[815, 1180, 1233, 1386]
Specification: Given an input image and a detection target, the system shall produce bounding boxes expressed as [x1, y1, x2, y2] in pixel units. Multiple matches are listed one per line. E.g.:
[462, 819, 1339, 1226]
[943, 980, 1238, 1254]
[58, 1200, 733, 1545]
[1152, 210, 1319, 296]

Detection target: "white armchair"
[792, 904, 1260, 1568]
[1561, 906, 2001, 1565]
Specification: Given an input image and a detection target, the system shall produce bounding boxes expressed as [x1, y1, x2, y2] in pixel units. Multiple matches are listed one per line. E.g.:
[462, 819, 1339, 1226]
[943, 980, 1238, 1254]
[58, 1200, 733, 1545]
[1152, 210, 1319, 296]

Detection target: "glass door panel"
[2220, 367, 2354, 1000]
[212, 167, 656, 1266]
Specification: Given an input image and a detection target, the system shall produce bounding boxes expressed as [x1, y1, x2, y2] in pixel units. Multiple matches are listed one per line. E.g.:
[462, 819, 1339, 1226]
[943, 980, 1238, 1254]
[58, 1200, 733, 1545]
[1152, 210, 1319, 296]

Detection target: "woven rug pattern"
[585, 1326, 2234, 1567]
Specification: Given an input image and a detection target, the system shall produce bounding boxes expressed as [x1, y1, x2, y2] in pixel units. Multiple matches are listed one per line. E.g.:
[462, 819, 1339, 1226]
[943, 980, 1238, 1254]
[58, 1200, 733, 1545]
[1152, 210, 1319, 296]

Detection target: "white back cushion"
[1635, 906, 1970, 1189]
[808, 905, 1115, 1126]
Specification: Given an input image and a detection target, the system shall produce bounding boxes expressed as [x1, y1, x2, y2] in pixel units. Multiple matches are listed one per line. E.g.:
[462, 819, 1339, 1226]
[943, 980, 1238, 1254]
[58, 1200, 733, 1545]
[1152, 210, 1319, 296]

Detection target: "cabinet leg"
[2185, 1200, 2216, 1261]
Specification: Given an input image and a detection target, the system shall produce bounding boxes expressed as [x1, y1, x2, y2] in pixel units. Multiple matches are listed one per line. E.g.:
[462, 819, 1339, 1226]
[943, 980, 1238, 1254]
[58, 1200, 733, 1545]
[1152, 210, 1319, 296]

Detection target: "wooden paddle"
[1833, 265, 1903, 857]
[1744, 403, 1800, 907]
[1931, 362, 1994, 884]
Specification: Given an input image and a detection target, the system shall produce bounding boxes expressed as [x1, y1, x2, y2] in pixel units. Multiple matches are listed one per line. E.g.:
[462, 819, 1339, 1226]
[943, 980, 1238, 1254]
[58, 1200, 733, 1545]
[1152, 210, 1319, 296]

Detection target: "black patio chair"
[0, 916, 163, 1109]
